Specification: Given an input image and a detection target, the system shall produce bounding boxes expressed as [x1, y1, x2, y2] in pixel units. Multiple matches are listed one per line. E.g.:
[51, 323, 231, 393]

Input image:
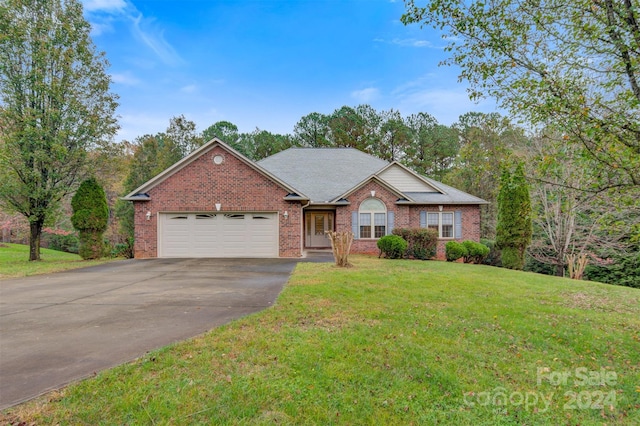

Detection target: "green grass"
[0, 243, 117, 279]
[2, 256, 639, 425]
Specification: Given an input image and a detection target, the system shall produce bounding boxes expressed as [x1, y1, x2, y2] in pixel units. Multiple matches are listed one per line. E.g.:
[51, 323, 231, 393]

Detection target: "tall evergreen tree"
[496, 163, 532, 269]
[71, 178, 109, 259]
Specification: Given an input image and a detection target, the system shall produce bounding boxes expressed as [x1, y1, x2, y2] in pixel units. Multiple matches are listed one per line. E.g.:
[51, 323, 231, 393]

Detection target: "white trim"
[426, 211, 456, 239]
[358, 198, 387, 239]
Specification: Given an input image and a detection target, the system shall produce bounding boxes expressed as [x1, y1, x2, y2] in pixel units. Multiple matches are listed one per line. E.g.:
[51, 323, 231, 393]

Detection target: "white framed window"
[426, 212, 455, 239]
[359, 198, 386, 239]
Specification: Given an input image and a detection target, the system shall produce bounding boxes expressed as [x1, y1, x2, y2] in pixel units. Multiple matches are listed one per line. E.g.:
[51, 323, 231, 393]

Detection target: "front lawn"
[0, 243, 117, 279]
[2, 256, 639, 424]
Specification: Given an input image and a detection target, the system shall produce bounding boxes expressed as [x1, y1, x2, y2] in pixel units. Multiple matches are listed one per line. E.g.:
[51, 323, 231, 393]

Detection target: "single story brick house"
[123, 138, 487, 259]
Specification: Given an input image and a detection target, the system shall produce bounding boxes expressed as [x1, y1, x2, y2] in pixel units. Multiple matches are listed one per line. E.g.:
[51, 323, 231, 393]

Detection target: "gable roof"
[405, 180, 489, 204]
[122, 138, 306, 201]
[259, 147, 487, 205]
[376, 162, 443, 193]
[378, 162, 488, 205]
[257, 148, 388, 203]
[331, 174, 414, 204]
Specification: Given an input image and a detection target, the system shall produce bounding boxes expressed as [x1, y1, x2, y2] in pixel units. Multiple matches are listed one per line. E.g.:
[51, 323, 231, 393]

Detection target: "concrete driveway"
[0, 256, 327, 409]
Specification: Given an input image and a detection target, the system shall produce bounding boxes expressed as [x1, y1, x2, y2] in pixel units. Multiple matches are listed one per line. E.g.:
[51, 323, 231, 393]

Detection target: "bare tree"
[526, 132, 631, 277]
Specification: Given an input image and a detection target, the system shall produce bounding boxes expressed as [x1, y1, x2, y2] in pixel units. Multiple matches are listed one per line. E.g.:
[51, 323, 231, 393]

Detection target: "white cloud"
[398, 88, 498, 124]
[351, 87, 380, 103]
[374, 37, 439, 48]
[129, 14, 184, 66]
[82, 0, 128, 35]
[82, 0, 127, 13]
[87, 20, 112, 36]
[111, 72, 140, 86]
[392, 75, 498, 124]
[180, 84, 198, 94]
[391, 74, 438, 95]
[82, 0, 184, 66]
[116, 112, 169, 141]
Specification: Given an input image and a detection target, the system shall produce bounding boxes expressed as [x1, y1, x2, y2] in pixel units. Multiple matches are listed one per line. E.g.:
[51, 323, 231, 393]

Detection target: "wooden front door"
[305, 212, 333, 247]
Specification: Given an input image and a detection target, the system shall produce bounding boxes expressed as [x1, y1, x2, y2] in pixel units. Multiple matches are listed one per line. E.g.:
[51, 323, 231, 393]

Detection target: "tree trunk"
[554, 247, 567, 277]
[555, 262, 564, 277]
[326, 231, 354, 268]
[29, 219, 44, 261]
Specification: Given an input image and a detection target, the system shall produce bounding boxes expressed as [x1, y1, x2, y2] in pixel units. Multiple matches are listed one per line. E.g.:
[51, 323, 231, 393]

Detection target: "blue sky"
[82, 0, 498, 142]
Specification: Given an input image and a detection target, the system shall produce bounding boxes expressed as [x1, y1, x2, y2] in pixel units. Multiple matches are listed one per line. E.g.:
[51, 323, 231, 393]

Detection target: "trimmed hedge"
[447, 240, 491, 263]
[377, 235, 408, 259]
[445, 241, 467, 262]
[462, 240, 490, 264]
[392, 228, 438, 260]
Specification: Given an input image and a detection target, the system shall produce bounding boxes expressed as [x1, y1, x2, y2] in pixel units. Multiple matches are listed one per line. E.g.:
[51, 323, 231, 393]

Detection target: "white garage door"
[159, 212, 278, 258]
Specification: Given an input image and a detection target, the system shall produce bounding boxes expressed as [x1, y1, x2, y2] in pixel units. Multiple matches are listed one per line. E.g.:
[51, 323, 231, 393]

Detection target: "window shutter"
[352, 211, 359, 239]
[387, 211, 395, 235]
[455, 210, 462, 239]
[420, 211, 426, 228]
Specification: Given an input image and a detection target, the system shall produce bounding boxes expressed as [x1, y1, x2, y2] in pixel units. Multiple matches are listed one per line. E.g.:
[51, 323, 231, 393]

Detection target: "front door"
[305, 212, 333, 247]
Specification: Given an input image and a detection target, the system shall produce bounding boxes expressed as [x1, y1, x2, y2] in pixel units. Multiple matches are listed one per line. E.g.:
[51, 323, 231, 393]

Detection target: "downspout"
[300, 200, 310, 257]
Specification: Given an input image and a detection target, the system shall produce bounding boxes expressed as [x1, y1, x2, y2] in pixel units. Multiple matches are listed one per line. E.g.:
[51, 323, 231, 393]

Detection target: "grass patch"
[2, 256, 639, 424]
[0, 243, 117, 279]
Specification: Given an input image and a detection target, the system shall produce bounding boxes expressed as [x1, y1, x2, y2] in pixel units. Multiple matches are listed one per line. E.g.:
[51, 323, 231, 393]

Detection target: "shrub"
[377, 235, 408, 259]
[445, 241, 467, 262]
[71, 178, 109, 260]
[326, 231, 354, 267]
[462, 240, 490, 264]
[48, 233, 79, 254]
[480, 238, 501, 266]
[111, 237, 134, 258]
[393, 228, 438, 260]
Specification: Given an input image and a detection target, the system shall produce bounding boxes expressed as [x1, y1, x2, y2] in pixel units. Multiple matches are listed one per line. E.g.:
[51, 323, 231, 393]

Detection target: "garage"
[159, 212, 279, 258]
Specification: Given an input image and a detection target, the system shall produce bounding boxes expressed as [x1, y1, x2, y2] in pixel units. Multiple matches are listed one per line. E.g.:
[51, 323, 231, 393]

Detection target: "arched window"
[359, 198, 386, 239]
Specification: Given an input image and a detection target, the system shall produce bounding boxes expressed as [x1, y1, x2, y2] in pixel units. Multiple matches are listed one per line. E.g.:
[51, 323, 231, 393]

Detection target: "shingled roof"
[258, 148, 388, 203]
[258, 147, 488, 205]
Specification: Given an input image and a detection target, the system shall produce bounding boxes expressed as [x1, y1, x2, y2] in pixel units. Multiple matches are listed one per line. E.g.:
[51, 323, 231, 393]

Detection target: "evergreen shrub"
[463, 240, 490, 264]
[71, 178, 109, 260]
[480, 238, 501, 266]
[392, 228, 438, 259]
[445, 241, 467, 262]
[377, 235, 408, 259]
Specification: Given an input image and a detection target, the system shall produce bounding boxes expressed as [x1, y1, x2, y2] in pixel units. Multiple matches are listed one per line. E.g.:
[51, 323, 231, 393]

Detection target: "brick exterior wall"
[132, 145, 302, 258]
[131, 144, 483, 260]
[407, 204, 481, 259]
[335, 181, 410, 255]
[334, 180, 482, 259]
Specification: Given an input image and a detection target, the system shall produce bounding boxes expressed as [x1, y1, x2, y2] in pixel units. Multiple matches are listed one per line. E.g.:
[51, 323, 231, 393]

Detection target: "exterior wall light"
[283, 211, 289, 219]
[371, 190, 376, 197]
[146, 211, 151, 220]
[215, 203, 221, 211]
